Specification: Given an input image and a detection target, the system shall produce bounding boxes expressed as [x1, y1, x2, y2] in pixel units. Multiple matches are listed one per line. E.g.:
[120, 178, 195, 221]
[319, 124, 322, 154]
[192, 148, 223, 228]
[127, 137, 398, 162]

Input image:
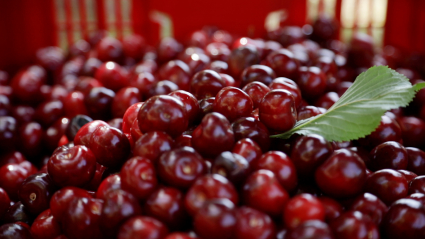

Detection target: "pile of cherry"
[1, 18, 425, 239]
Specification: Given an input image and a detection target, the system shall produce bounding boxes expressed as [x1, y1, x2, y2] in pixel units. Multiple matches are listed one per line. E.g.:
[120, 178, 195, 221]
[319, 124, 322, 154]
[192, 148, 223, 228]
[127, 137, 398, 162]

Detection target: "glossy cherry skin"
[61, 197, 103, 239]
[96, 37, 124, 62]
[286, 220, 335, 239]
[3, 201, 31, 224]
[138, 95, 188, 138]
[212, 151, 249, 186]
[100, 189, 142, 238]
[169, 90, 200, 125]
[120, 156, 157, 201]
[18, 121, 44, 157]
[0, 116, 18, 153]
[0, 162, 38, 201]
[409, 176, 425, 194]
[84, 86, 115, 119]
[94, 174, 121, 201]
[145, 187, 188, 230]
[184, 174, 239, 216]
[232, 138, 263, 168]
[117, 216, 169, 239]
[147, 80, 179, 98]
[0, 188, 10, 218]
[242, 169, 289, 217]
[50, 186, 92, 222]
[47, 145, 97, 187]
[297, 66, 327, 100]
[122, 102, 143, 135]
[269, 77, 302, 108]
[158, 60, 191, 91]
[290, 134, 333, 178]
[192, 112, 235, 158]
[164, 233, 199, 239]
[30, 209, 61, 239]
[213, 86, 253, 122]
[315, 149, 367, 198]
[94, 61, 127, 92]
[358, 115, 402, 149]
[232, 117, 270, 152]
[398, 116, 425, 148]
[297, 106, 326, 120]
[364, 169, 408, 205]
[45, 117, 70, 151]
[63, 91, 89, 118]
[111, 87, 141, 118]
[157, 147, 207, 190]
[234, 206, 276, 239]
[133, 131, 174, 162]
[11, 105, 35, 125]
[242, 82, 270, 109]
[88, 125, 130, 168]
[283, 193, 325, 229]
[329, 211, 379, 239]
[198, 97, 215, 119]
[174, 134, 192, 148]
[0, 223, 33, 239]
[129, 72, 157, 98]
[10, 66, 46, 105]
[382, 199, 425, 239]
[398, 169, 417, 184]
[0, 152, 26, 168]
[190, 70, 226, 99]
[319, 197, 343, 222]
[34, 100, 64, 128]
[347, 192, 388, 226]
[263, 49, 299, 80]
[228, 45, 260, 78]
[194, 199, 236, 239]
[18, 173, 56, 216]
[74, 120, 108, 145]
[259, 89, 297, 132]
[253, 151, 298, 192]
[240, 65, 276, 87]
[314, 92, 339, 109]
[407, 147, 425, 175]
[369, 141, 408, 171]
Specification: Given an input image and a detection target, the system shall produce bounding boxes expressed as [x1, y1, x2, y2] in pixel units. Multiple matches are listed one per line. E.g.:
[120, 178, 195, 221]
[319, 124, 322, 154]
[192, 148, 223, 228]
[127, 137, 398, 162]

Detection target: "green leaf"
[271, 66, 422, 142]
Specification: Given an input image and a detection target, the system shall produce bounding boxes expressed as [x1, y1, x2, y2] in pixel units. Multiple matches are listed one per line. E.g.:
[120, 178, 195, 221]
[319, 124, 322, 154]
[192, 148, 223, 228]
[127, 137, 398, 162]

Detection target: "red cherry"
[213, 86, 253, 122]
[133, 131, 174, 162]
[30, 209, 62, 239]
[117, 216, 169, 239]
[234, 206, 276, 239]
[190, 70, 226, 100]
[259, 89, 297, 132]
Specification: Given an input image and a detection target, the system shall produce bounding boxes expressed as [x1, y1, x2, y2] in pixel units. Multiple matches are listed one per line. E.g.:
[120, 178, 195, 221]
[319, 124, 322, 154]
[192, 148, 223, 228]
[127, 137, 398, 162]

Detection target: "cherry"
[122, 34, 146, 60]
[228, 45, 260, 78]
[259, 89, 297, 132]
[191, 112, 235, 158]
[63, 91, 89, 118]
[205, 60, 229, 74]
[364, 169, 408, 205]
[184, 174, 238, 216]
[349, 192, 388, 225]
[0, 223, 32, 239]
[111, 87, 141, 118]
[0, 116, 18, 153]
[133, 131, 174, 162]
[11, 105, 35, 125]
[297, 66, 327, 100]
[358, 114, 402, 149]
[18, 173, 56, 216]
[329, 211, 379, 239]
[157, 37, 183, 63]
[409, 176, 425, 194]
[84, 86, 115, 119]
[0, 152, 26, 168]
[382, 198, 425, 239]
[174, 134, 192, 148]
[74, 120, 108, 145]
[30, 209, 61, 239]
[164, 232, 199, 239]
[240, 65, 276, 87]
[129, 72, 156, 98]
[318, 197, 343, 222]
[314, 92, 339, 109]
[117, 216, 168, 239]
[158, 60, 191, 91]
[0, 187, 10, 218]
[231, 139, 262, 168]
[234, 206, 276, 239]
[144, 187, 188, 230]
[242, 169, 289, 217]
[242, 82, 270, 109]
[232, 117, 271, 152]
[399, 169, 418, 183]
[315, 149, 366, 198]
[398, 116, 425, 148]
[408, 193, 425, 204]
[253, 151, 298, 192]
[198, 97, 215, 118]
[185, 53, 210, 75]
[18, 121, 44, 157]
[263, 49, 299, 79]
[283, 193, 325, 229]
[169, 90, 200, 124]
[407, 147, 425, 175]
[100, 189, 142, 238]
[269, 77, 302, 108]
[347, 33, 374, 68]
[44, 117, 69, 151]
[297, 106, 326, 120]
[206, 43, 231, 63]
[0, 161, 37, 201]
[96, 174, 122, 200]
[133, 59, 158, 75]
[50, 186, 93, 222]
[120, 156, 157, 201]
[290, 134, 333, 178]
[212, 151, 249, 185]
[157, 147, 207, 190]
[10, 66, 46, 105]
[369, 141, 408, 171]
[88, 125, 130, 168]
[286, 220, 335, 239]
[34, 100, 64, 128]
[147, 80, 179, 97]
[122, 102, 143, 135]
[220, 73, 237, 87]
[61, 197, 103, 239]
[193, 199, 236, 239]
[213, 86, 253, 122]
[190, 70, 226, 99]
[3, 201, 31, 224]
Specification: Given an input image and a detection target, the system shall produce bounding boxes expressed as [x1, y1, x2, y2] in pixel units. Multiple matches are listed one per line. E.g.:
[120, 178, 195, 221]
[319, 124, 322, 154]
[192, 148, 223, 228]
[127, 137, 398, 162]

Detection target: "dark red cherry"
[63, 91, 89, 118]
[0, 152, 26, 168]
[11, 105, 35, 125]
[290, 134, 333, 178]
[315, 149, 367, 198]
[369, 141, 408, 171]
[34, 100, 64, 128]
[122, 102, 143, 135]
[234, 206, 276, 239]
[253, 151, 298, 192]
[129, 72, 156, 98]
[408, 193, 425, 204]
[240, 65, 276, 87]
[10, 66, 46, 105]
[0, 116, 18, 153]
[111, 87, 141, 118]
[259, 89, 297, 132]
[44, 117, 69, 151]
[74, 77, 103, 95]
[88, 125, 130, 168]
[133, 131, 173, 162]
[95, 62, 127, 92]
[190, 70, 226, 99]
[157, 37, 183, 63]
[96, 37, 124, 63]
[205, 60, 229, 73]
[314, 92, 339, 109]
[297, 106, 326, 120]
[18, 173, 56, 216]
[349, 192, 388, 225]
[74, 120, 108, 145]
[213, 86, 253, 122]
[286, 220, 335, 239]
[243, 169, 289, 217]
[398, 169, 417, 183]
[399, 116, 425, 148]
[283, 193, 325, 229]
[185, 174, 239, 216]
[0, 162, 37, 201]
[242, 81, 270, 109]
[407, 147, 425, 175]
[145, 187, 188, 230]
[123, 34, 146, 60]
[358, 115, 402, 149]
[0, 187, 10, 218]
[120, 156, 157, 201]
[18, 121, 44, 157]
[30, 209, 61, 239]
[382, 198, 425, 239]
[80, 58, 102, 77]
[212, 151, 249, 186]
[3, 201, 31, 224]
[205, 43, 231, 62]
[117, 216, 168, 239]
[191, 112, 235, 158]
[47, 145, 97, 187]
[232, 117, 271, 152]
[318, 197, 343, 222]
[228, 45, 260, 78]
[364, 169, 408, 205]
[0, 223, 32, 239]
[157, 147, 207, 190]
[198, 97, 215, 118]
[297, 66, 327, 100]
[96, 174, 122, 201]
[329, 211, 379, 239]
[50, 186, 92, 222]
[169, 90, 200, 124]
[409, 176, 425, 194]
[84, 87, 115, 119]
[269, 77, 302, 108]
[158, 60, 191, 91]
[194, 199, 236, 239]
[138, 95, 188, 138]
[263, 49, 299, 80]
[174, 134, 192, 148]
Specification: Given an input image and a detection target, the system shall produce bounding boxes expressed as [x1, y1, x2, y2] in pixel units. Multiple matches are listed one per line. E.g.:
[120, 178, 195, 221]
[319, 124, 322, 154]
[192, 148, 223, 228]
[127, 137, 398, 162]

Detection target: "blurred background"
[0, 0, 424, 73]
